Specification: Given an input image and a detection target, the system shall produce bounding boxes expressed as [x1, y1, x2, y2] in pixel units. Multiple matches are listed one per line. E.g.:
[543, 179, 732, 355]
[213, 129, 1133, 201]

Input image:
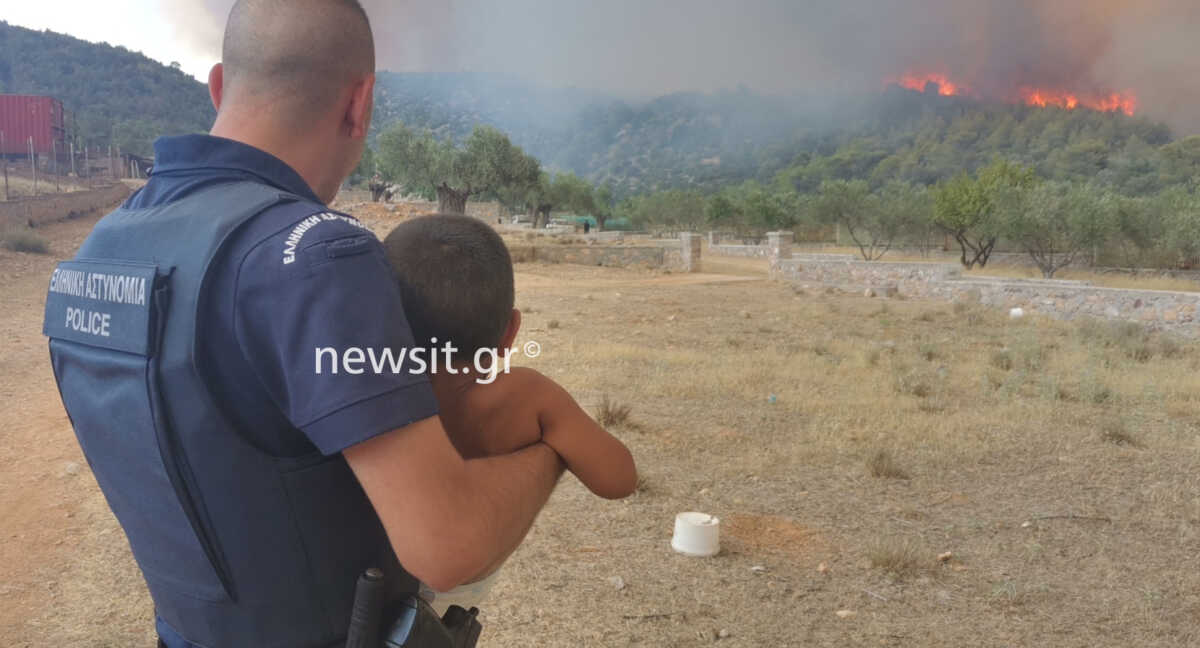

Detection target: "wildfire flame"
[888, 70, 1137, 116]
[894, 72, 963, 97]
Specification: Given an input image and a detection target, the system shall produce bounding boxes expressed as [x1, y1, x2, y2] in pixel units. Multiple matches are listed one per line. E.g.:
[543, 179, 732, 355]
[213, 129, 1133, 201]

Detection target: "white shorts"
[420, 569, 500, 617]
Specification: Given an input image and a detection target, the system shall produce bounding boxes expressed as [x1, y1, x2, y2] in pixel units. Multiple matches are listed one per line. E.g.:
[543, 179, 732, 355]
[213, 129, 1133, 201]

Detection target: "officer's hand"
[344, 415, 562, 593]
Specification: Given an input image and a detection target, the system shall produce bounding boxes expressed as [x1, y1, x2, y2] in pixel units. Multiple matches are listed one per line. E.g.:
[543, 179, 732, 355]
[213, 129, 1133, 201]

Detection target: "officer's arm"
[343, 415, 564, 593]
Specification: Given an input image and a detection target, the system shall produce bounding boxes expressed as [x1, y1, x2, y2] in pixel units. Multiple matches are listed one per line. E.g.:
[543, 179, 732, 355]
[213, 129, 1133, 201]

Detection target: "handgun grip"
[345, 568, 386, 648]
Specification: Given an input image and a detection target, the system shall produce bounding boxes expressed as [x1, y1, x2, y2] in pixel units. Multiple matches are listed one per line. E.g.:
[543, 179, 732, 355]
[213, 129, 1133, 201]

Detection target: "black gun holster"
[346, 568, 482, 648]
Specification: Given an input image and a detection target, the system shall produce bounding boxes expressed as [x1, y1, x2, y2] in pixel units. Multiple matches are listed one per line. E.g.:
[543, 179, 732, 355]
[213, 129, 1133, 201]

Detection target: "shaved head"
[221, 0, 375, 125]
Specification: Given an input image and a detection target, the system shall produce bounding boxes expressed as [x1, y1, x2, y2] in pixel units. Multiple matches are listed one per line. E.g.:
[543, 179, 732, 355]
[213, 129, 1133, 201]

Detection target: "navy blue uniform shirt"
[128, 134, 438, 457]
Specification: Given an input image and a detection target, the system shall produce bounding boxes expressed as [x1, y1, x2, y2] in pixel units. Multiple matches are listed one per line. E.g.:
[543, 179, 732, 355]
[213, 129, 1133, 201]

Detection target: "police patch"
[43, 260, 160, 356]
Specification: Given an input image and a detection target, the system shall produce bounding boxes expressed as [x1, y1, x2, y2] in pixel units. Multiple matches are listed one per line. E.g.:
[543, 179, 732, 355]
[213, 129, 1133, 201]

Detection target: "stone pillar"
[767, 231, 794, 278]
[708, 231, 719, 246]
[679, 232, 702, 273]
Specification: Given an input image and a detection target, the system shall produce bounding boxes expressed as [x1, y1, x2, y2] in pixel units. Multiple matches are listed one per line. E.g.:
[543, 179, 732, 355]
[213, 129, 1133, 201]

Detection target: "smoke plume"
[162, 0, 1200, 133]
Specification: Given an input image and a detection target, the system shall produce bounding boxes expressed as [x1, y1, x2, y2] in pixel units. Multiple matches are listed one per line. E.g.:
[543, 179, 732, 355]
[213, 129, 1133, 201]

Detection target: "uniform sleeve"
[232, 210, 439, 455]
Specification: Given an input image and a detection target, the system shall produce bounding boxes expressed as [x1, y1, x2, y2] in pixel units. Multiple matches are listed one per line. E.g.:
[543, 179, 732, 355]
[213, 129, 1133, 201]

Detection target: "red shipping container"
[0, 95, 67, 156]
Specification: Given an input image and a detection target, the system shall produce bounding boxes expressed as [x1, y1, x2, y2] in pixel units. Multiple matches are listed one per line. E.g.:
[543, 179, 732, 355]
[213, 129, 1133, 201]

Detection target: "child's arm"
[445, 406, 541, 461]
[534, 375, 638, 500]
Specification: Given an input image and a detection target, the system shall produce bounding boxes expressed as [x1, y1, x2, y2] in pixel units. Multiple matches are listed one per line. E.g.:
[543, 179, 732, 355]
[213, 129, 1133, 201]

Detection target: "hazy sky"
[6, 1, 1200, 132]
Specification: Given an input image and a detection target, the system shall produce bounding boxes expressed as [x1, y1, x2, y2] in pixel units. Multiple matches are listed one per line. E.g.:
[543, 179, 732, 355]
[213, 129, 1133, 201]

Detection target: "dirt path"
[0, 213, 125, 644]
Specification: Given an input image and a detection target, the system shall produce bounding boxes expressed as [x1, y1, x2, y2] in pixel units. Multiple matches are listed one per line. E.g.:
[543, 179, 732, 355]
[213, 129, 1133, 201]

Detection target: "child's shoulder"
[460, 367, 551, 407]
[502, 366, 555, 388]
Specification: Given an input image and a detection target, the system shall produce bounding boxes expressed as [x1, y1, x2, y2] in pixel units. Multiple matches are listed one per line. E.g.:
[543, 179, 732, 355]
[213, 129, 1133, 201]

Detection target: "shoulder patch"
[281, 211, 372, 265]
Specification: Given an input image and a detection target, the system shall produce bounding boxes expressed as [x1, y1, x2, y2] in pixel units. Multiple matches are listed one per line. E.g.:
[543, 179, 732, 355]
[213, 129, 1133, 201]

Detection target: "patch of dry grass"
[866, 449, 909, 479]
[867, 537, 925, 576]
[1099, 420, 1145, 449]
[595, 395, 632, 428]
[1, 172, 88, 199]
[0, 227, 49, 254]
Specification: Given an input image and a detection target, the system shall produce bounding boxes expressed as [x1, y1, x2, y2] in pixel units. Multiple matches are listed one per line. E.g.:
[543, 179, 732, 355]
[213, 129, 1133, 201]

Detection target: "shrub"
[596, 395, 632, 428]
[990, 349, 1014, 371]
[867, 450, 909, 479]
[1077, 318, 1179, 363]
[894, 364, 942, 400]
[1099, 420, 1144, 448]
[1, 228, 49, 254]
[867, 537, 924, 576]
[1012, 333, 1048, 371]
[918, 342, 940, 362]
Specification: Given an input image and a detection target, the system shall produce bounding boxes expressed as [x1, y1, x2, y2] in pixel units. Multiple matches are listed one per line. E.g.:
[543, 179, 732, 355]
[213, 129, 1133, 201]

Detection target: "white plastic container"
[671, 512, 720, 557]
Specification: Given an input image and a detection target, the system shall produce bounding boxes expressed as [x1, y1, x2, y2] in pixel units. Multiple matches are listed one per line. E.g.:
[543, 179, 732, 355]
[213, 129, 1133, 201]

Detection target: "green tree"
[618, 190, 707, 233]
[932, 159, 1036, 269]
[704, 192, 742, 233]
[1109, 195, 1166, 270]
[348, 146, 375, 188]
[1156, 187, 1200, 269]
[592, 183, 615, 231]
[998, 181, 1115, 278]
[879, 181, 936, 256]
[812, 180, 904, 261]
[520, 172, 595, 228]
[739, 183, 802, 233]
[377, 123, 539, 213]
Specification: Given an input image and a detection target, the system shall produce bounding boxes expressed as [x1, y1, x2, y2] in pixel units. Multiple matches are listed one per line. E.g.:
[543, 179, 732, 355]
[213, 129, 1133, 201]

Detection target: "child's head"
[383, 214, 519, 359]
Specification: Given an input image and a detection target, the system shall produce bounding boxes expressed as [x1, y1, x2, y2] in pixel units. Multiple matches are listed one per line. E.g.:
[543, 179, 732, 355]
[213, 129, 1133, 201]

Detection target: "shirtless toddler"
[383, 214, 638, 503]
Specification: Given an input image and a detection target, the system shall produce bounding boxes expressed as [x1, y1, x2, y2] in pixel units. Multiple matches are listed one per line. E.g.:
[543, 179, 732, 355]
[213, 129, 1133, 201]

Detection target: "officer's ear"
[208, 63, 226, 111]
[344, 73, 376, 140]
[499, 309, 522, 354]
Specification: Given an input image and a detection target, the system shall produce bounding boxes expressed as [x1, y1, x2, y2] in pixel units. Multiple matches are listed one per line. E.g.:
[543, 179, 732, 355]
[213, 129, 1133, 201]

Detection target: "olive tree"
[812, 180, 904, 261]
[592, 183, 616, 231]
[522, 172, 595, 228]
[1156, 187, 1200, 269]
[1110, 195, 1166, 271]
[998, 182, 1115, 278]
[377, 123, 539, 214]
[932, 160, 1036, 269]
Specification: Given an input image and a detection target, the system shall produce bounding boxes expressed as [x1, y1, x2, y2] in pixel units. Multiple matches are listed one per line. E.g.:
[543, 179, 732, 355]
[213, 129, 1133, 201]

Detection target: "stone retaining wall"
[710, 243, 771, 258]
[770, 248, 1200, 334]
[1, 184, 131, 229]
[508, 232, 700, 272]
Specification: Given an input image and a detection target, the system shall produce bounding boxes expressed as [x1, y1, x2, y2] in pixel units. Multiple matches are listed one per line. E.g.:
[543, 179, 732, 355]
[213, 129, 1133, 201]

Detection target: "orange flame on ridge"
[892, 72, 964, 97]
[889, 70, 1137, 116]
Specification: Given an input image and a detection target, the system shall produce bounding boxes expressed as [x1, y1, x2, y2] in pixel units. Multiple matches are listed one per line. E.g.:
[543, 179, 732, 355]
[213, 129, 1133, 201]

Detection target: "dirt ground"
[3, 208, 1200, 647]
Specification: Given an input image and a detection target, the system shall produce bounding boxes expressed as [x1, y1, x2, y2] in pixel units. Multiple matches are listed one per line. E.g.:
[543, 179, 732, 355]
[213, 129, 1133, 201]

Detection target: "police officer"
[42, 2, 564, 646]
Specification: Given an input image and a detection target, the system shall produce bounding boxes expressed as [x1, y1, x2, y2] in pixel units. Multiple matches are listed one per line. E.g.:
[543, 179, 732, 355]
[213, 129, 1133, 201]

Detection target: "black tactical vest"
[43, 182, 414, 647]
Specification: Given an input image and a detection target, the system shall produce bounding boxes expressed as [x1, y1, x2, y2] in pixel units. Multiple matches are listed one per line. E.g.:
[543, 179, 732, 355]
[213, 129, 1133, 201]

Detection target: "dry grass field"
[2, 208, 1200, 646]
[0, 170, 88, 200]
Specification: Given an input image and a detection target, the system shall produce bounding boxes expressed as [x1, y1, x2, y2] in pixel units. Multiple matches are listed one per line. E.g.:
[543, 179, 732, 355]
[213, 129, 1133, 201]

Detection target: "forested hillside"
[3, 22, 1194, 208]
[372, 72, 1193, 199]
[0, 22, 213, 156]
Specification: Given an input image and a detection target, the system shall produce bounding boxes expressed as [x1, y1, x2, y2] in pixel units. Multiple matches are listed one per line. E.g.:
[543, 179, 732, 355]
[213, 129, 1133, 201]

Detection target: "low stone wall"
[333, 198, 503, 222]
[771, 250, 1200, 335]
[508, 232, 700, 273]
[1, 184, 132, 229]
[928, 279, 1200, 328]
[710, 243, 771, 258]
[774, 258, 963, 291]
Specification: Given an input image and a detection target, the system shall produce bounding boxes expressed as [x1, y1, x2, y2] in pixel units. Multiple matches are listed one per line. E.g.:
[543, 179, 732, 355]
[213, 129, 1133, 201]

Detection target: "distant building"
[0, 94, 68, 158]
